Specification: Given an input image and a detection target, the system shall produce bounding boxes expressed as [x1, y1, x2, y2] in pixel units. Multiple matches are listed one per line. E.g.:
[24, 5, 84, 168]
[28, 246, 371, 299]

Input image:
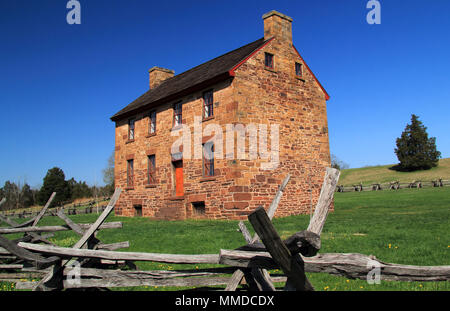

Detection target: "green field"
[1, 186, 449, 291]
[339, 158, 450, 186]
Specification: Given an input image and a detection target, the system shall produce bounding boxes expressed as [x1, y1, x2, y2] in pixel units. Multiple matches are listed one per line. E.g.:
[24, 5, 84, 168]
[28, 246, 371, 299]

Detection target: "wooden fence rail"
[0, 204, 108, 220]
[1, 171, 449, 292]
[0, 222, 122, 235]
[219, 250, 450, 282]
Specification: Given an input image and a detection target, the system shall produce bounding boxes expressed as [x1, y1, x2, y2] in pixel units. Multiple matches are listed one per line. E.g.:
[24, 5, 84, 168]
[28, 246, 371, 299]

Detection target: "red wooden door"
[174, 161, 184, 196]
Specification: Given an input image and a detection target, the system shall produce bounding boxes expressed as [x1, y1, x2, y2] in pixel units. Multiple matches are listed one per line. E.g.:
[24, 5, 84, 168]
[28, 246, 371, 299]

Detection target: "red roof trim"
[292, 45, 330, 101]
[228, 37, 275, 76]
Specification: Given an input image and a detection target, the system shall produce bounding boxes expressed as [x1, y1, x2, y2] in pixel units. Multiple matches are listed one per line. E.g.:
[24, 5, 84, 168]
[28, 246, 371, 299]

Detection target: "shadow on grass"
[388, 164, 434, 172]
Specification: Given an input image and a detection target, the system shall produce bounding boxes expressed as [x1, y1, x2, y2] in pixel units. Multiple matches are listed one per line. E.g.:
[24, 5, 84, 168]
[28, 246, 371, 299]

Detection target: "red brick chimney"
[149, 66, 174, 89]
[262, 10, 293, 44]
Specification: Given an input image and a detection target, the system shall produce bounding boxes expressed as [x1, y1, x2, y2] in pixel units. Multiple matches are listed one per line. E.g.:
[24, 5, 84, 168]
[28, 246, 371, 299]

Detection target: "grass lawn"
[339, 158, 450, 186]
[1, 187, 449, 291]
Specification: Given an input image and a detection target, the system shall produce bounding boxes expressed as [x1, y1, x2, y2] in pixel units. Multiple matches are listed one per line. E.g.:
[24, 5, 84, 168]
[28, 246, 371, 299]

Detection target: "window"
[173, 102, 182, 127]
[202, 142, 214, 177]
[147, 155, 156, 184]
[127, 159, 134, 188]
[192, 202, 205, 216]
[128, 118, 135, 140]
[265, 52, 274, 69]
[203, 90, 214, 119]
[149, 111, 156, 134]
[295, 62, 303, 77]
[134, 205, 142, 217]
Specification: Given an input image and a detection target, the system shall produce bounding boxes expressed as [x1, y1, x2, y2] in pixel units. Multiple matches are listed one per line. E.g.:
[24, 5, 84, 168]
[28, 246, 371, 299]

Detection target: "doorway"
[173, 160, 184, 196]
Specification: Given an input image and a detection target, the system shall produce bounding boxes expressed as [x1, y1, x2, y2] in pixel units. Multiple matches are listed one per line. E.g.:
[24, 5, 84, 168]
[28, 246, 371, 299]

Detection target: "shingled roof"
[111, 37, 271, 121]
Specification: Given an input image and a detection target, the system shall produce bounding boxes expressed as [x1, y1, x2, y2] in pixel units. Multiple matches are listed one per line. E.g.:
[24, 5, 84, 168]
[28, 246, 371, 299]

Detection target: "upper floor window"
[173, 102, 182, 127]
[295, 62, 303, 77]
[203, 90, 214, 119]
[265, 52, 274, 69]
[149, 110, 156, 134]
[203, 142, 214, 177]
[128, 118, 135, 140]
[147, 155, 156, 184]
[127, 159, 134, 188]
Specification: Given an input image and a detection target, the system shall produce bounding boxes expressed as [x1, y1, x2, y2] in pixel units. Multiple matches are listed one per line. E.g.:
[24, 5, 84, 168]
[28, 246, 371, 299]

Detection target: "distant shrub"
[394, 114, 441, 171]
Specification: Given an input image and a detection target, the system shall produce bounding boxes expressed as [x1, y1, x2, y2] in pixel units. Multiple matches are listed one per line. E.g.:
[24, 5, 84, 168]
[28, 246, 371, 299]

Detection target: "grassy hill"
[339, 158, 450, 186]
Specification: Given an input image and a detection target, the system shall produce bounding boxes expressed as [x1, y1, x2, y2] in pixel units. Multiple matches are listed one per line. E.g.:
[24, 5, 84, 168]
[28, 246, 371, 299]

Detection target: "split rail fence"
[0, 199, 110, 219]
[0, 169, 449, 291]
[336, 178, 450, 193]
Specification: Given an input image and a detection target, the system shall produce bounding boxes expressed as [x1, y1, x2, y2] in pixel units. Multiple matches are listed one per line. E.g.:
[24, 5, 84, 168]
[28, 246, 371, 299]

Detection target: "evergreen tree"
[38, 167, 70, 207]
[68, 178, 92, 200]
[394, 114, 441, 171]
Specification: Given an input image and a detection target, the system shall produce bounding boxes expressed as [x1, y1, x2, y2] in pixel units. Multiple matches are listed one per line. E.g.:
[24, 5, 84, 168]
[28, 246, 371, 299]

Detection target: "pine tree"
[38, 167, 70, 207]
[394, 114, 441, 171]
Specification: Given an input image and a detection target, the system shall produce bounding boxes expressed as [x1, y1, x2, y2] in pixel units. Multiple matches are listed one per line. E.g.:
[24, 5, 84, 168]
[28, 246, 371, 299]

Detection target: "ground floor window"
[134, 205, 142, 217]
[192, 201, 205, 216]
[203, 142, 214, 177]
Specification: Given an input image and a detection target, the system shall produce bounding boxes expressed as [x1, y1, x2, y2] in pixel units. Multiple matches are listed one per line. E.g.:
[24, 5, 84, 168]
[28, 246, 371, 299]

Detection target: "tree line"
[0, 153, 114, 211]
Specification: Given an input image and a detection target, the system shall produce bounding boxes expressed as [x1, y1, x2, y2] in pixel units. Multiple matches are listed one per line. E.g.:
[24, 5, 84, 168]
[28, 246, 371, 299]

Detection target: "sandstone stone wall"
[229, 36, 331, 218]
[114, 79, 250, 219]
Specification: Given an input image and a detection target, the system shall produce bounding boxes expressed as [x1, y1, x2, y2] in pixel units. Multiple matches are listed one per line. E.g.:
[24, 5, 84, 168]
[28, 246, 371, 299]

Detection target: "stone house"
[110, 10, 331, 220]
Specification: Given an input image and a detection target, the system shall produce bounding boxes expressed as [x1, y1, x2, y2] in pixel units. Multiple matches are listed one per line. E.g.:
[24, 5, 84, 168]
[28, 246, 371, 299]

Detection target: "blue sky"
[1, 0, 449, 188]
